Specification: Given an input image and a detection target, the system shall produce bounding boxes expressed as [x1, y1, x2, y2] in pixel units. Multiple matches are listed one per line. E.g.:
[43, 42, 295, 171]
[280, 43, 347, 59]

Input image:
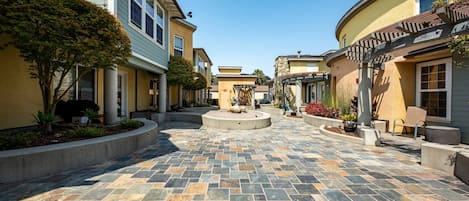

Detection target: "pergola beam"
[435, 6, 469, 24]
[397, 21, 432, 34]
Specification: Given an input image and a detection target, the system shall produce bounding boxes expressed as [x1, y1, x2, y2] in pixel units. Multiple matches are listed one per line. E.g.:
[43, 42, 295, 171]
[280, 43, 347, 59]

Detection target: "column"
[282, 83, 286, 111]
[251, 88, 256, 110]
[234, 88, 239, 106]
[178, 85, 183, 107]
[295, 80, 302, 114]
[159, 73, 167, 113]
[104, 68, 118, 124]
[357, 63, 372, 126]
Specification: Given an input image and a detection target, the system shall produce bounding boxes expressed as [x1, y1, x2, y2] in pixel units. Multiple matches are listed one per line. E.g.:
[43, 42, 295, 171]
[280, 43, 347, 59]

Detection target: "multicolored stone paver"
[1, 113, 469, 201]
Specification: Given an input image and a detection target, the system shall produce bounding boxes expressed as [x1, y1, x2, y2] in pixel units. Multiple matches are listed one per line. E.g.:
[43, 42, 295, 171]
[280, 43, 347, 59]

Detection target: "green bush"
[120, 119, 143, 129]
[0, 131, 39, 150]
[71, 127, 105, 138]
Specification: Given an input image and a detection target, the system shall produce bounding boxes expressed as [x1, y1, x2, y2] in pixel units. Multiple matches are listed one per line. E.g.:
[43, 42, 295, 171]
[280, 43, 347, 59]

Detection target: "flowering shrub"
[305, 103, 339, 118]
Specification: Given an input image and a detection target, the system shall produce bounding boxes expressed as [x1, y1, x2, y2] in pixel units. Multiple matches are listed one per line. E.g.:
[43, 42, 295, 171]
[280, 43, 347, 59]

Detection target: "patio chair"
[392, 106, 427, 139]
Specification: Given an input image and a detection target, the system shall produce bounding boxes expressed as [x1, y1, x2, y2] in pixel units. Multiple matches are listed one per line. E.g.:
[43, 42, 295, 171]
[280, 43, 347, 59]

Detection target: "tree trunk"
[41, 81, 54, 134]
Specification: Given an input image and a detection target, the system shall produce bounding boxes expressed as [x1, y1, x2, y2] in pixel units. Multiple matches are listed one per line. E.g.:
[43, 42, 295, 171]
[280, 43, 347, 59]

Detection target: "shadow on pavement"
[0, 132, 179, 201]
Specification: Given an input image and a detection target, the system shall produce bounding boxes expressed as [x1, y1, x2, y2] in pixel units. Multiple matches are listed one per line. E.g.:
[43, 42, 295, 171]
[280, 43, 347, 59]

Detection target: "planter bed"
[320, 125, 363, 145]
[0, 118, 158, 183]
[319, 125, 381, 146]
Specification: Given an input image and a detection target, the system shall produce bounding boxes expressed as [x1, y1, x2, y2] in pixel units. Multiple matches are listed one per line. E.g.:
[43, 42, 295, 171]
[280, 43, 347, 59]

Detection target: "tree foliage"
[0, 0, 131, 132]
[184, 72, 207, 90]
[167, 56, 194, 86]
[251, 68, 271, 85]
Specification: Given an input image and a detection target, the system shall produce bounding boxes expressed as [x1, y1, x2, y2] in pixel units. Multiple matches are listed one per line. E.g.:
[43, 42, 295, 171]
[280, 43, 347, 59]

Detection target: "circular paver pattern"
[1, 110, 468, 201]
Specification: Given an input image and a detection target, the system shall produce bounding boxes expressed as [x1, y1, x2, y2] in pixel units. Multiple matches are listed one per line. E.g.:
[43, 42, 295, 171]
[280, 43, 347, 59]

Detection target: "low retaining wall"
[303, 114, 343, 128]
[167, 112, 202, 124]
[0, 118, 158, 183]
[202, 112, 271, 130]
[421, 143, 469, 175]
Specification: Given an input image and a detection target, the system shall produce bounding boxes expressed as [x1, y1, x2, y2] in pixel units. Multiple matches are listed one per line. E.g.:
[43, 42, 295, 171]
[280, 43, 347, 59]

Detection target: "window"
[416, 58, 452, 121]
[174, 36, 183, 57]
[419, 0, 437, 13]
[77, 70, 96, 101]
[342, 35, 347, 48]
[129, 0, 164, 46]
[156, 5, 164, 45]
[145, 0, 154, 37]
[130, 0, 142, 28]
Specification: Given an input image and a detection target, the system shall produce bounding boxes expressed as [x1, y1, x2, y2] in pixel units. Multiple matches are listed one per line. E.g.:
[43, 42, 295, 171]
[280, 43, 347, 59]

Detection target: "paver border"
[0, 118, 158, 183]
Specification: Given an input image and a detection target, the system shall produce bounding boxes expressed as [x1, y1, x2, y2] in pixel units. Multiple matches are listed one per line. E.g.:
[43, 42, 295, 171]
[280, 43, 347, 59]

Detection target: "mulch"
[324, 126, 361, 138]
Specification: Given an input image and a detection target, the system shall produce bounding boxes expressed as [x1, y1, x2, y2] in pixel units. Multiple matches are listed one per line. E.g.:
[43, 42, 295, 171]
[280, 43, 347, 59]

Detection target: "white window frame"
[156, 4, 165, 46]
[130, 0, 143, 28]
[416, 58, 452, 122]
[128, 0, 165, 49]
[144, 0, 155, 38]
[174, 35, 184, 57]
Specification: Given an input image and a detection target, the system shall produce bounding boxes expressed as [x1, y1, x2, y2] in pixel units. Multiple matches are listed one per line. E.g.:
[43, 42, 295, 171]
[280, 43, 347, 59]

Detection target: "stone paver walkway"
[1, 116, 469, 201]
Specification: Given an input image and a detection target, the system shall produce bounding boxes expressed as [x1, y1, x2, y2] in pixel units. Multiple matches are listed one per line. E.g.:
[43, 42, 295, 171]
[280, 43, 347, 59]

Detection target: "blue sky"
[178, 0, 359, 77]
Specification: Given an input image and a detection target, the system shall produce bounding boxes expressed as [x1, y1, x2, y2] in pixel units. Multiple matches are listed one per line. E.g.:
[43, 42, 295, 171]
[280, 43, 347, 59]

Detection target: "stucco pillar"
[178, 85, 183, 107]
[104, 68, 118, 124]
[159, 73, 167, 113]
[296, 80, 302, 114]
[282, 83, 286, 111]
[251, 88, 256, 110]
[234, 88, 239, 106]
[357, 63, 372, 126]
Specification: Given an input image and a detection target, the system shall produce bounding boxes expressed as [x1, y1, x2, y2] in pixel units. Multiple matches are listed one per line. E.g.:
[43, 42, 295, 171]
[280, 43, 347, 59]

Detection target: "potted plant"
[342, 113, 357, 132]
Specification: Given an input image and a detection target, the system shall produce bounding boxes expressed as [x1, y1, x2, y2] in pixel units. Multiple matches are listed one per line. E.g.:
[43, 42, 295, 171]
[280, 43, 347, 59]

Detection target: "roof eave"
[161, 0, 185, 19]
[335, 0, 376, 41]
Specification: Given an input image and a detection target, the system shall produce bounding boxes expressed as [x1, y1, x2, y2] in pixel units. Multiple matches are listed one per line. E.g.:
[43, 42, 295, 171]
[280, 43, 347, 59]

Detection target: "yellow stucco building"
[169, 18, 196, 108]
[216, 66, 257, 110]
[327, 0, 469, 143]
[0, 0, 186, 129]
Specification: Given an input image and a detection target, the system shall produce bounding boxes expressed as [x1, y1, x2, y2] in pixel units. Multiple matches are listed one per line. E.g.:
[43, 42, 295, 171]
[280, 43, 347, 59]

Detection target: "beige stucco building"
[216, 66, 257, 110]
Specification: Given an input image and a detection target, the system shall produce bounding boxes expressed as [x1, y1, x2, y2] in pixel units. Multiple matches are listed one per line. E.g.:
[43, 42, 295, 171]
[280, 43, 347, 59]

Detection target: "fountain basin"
[202, 110, 271, 130]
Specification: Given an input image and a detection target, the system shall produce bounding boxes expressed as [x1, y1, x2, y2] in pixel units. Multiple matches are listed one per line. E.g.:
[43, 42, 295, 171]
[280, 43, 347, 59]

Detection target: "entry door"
[117, 72, 128, 117]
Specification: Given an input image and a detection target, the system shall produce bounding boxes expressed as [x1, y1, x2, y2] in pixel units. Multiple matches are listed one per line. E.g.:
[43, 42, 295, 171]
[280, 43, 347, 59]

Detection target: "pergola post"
[295, 80, 302, 114]
[282, 82, 286, 111]
[251, 88, 256, 110]
[357, 62, 373, 126]
[234, 88, 239, 106]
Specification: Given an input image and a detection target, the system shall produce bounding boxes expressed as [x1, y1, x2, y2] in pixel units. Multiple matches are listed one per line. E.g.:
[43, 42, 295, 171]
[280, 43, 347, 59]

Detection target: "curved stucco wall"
[337, 0, 417, 48]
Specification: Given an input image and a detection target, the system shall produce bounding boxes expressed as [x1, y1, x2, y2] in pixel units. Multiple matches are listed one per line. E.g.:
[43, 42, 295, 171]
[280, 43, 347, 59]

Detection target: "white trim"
[174, 35, 184, 57]
[416, 58, 452, 122]
[155, 3, 165, 47]
[131, 52, 168, 69]
[415, 0, 420, 14]
[106, 0, 115, 14]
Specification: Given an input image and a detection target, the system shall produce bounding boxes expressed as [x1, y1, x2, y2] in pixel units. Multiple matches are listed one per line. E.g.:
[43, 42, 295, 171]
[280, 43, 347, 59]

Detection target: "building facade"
[0, 0, 185, 129]
[169, 18, 197, 108]
[327, 0, 469, 143]
[193, 48, 213, 104]
[216, 66, 257, 110]
[273, 53, 332, 113]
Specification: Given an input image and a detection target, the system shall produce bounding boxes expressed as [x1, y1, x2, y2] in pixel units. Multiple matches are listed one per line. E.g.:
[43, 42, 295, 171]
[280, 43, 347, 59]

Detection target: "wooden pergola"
[345, 4, 469, 126]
